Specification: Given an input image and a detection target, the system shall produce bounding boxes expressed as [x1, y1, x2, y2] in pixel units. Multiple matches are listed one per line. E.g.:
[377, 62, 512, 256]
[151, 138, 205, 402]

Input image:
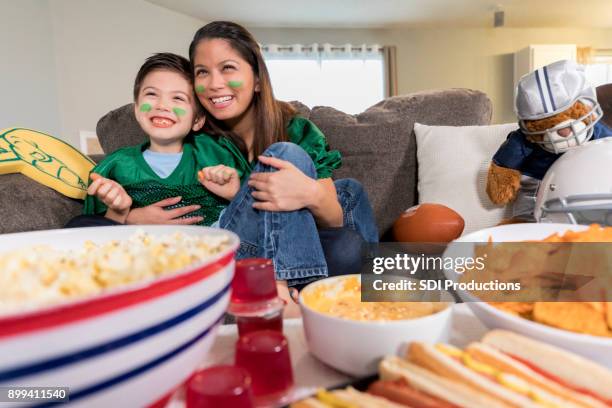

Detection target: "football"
[392, 203, 465, 243]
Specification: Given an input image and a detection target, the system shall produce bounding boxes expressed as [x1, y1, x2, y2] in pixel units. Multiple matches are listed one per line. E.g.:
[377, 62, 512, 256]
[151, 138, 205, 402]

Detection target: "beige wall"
[251, 27, 612, 124]
[3, 1, 612, 147]
[0, 1, 61, 135]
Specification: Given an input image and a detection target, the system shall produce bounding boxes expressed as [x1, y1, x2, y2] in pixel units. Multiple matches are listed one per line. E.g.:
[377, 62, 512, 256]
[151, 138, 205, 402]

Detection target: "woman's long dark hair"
[189, 21, 296, 159]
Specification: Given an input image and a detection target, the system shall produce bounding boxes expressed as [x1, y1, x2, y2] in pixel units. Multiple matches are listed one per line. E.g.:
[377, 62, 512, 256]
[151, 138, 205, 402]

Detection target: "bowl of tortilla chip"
[443, 223, 612, 368]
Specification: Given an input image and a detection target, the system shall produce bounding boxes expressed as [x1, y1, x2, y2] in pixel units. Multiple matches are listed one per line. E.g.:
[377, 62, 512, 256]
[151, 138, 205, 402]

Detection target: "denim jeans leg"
[219, 142, 328, 283]
[334, 178, 379, 243]
[318, 227, 366, 274]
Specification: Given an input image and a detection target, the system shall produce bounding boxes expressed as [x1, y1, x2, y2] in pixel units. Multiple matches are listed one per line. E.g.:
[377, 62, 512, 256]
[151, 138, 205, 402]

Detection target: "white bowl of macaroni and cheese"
[0, 225, 238, 407]
[299, 274, 453, 377]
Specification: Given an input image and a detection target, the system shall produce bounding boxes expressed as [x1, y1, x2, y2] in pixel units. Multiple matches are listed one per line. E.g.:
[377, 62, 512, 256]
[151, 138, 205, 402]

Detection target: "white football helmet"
[535, 138, 612, 225]
[515, 60, 603, 154]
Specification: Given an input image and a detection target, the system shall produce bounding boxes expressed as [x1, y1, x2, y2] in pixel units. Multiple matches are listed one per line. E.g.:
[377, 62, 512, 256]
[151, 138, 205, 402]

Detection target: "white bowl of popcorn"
[0, 225, 238, 407]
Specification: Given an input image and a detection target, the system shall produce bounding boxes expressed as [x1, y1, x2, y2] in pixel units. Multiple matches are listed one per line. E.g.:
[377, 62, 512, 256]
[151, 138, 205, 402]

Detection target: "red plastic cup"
[235, 330, 294, 404]
[231, 259, 277, 304]
[186, 365, 254, 408]
[236, 309, 283, 337]
[229, 259, 285, 316]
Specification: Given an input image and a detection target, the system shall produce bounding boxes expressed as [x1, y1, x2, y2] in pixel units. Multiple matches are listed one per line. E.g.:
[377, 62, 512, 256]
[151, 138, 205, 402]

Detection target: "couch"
[0, 88, 492, 236]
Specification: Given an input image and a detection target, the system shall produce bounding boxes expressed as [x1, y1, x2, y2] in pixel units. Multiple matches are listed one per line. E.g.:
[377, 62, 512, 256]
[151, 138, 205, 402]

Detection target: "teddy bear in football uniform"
[486, 59, 612, 222]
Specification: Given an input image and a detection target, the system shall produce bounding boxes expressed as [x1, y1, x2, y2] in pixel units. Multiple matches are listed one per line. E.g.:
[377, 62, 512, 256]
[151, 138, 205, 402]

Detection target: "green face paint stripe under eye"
[173, 107, 187, 116]
[228, 80, 243, 88]
[139, 103, 152, 112]
[195, 85, 206, 93]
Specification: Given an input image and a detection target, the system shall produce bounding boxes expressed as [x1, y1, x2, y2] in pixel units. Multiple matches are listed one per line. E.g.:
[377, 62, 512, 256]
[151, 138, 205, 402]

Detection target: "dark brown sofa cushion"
[596, 84, 612, 128]
[96, 103, 146, 155]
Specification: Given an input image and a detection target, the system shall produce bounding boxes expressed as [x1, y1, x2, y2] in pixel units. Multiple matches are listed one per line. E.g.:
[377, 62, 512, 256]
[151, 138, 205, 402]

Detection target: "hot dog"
[479, 330, 612, 407]
[377, 356, 508, 408]
[405, 331, 612, 408]
[294, 330, 612, 408]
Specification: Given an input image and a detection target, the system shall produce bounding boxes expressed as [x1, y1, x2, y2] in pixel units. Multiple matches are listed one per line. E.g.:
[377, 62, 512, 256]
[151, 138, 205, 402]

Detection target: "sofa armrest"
[0, 174, 83, 234]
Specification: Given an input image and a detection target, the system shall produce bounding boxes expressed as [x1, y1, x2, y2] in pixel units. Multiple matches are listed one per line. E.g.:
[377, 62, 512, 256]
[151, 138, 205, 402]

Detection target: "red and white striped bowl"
[0, 225, 239, 407]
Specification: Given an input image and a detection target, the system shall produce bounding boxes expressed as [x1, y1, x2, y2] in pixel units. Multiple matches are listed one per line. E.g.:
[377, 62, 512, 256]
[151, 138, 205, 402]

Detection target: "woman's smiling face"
[193, 38, 259, 124]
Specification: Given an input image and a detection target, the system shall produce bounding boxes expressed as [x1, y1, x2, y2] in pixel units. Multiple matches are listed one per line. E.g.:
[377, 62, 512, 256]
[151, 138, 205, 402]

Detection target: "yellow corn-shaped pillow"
[0, 128, 95, 199]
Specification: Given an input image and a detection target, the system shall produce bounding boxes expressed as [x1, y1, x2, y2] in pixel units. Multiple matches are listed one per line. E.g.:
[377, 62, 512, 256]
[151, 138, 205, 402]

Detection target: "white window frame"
[262, 44, 386, 114]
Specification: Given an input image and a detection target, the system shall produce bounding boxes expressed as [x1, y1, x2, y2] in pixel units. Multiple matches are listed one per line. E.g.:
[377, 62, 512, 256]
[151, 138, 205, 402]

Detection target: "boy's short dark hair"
[133, 53, 193, 101]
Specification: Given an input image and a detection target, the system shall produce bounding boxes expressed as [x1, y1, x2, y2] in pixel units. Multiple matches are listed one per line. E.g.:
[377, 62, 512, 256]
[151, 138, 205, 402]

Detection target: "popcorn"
[0, 230, 230, 314]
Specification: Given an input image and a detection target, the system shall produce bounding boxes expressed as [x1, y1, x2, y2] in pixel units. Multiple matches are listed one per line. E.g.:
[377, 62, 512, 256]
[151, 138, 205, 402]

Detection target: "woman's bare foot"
[276, 282, 302, 318]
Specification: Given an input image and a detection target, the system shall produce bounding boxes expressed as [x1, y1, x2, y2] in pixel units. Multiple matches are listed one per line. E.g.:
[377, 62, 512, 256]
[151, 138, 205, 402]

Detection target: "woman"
[128, 21, 378, 289]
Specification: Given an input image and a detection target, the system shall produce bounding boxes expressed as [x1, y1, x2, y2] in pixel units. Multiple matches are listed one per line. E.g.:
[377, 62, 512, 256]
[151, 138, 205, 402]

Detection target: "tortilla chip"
[490, 302, 534, 317]
[533, 302, 609, 337]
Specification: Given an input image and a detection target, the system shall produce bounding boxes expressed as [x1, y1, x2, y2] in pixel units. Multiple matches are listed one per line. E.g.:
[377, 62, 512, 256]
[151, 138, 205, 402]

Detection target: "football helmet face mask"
[519, 96, 603, 154]
[535, 138, 612, 225]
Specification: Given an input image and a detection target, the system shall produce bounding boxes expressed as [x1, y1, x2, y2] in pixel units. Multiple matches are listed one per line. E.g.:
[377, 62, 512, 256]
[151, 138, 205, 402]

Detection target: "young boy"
[71, 53, 240, 227]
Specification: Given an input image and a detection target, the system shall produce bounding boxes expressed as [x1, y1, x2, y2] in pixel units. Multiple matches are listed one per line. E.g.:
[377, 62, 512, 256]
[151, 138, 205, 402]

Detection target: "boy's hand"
[88, 173, 132, 213]
[198, 165, 240, 201]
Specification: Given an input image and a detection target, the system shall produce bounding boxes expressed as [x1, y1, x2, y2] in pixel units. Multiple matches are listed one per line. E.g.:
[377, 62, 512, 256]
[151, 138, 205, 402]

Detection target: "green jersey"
[83, 136, 227, 226]
[196, 116, 342, 181]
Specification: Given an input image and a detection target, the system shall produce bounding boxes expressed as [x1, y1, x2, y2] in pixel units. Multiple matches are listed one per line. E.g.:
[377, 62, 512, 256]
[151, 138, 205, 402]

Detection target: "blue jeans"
[219, 142, 378, 285]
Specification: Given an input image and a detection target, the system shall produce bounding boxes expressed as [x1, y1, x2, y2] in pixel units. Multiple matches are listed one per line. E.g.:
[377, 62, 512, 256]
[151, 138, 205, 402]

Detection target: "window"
[584, 50, 612, 88]
[263, 44, 386, 114]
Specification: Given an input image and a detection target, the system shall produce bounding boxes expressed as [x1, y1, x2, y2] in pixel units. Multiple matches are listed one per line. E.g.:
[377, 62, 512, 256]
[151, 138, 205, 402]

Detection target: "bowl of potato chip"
[444, 223, 612, 368]
[0, 225, 239, 406]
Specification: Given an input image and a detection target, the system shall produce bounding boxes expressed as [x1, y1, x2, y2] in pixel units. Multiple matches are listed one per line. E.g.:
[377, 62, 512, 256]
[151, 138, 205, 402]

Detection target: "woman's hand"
[125, 196, 203, 225]
[198, 165, 240, 201]
[248, 155, 343, 227]
[247, 155, 318, 212]
[88, 173, 132, 213]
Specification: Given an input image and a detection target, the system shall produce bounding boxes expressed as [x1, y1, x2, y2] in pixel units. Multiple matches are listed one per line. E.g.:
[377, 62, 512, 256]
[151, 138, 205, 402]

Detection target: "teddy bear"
[486, 59, 612, 222]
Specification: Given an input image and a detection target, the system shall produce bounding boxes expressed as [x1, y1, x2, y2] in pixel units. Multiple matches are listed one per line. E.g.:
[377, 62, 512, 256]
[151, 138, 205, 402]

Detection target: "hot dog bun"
[378, 356, 509, 408]
[481, 330, 612, 405]
[466, 342, 609, 408]
[482, 330, 612, 407]
[293, 330, 612, 408]
[407, 342, 548, 408]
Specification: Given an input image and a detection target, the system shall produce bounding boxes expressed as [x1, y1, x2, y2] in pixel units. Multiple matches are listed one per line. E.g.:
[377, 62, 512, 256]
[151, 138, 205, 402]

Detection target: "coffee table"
[166, 303, 487, 406]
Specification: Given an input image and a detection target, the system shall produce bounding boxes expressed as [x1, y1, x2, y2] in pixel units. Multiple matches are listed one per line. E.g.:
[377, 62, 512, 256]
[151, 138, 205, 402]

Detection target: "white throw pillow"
[414, 122, 518, 235]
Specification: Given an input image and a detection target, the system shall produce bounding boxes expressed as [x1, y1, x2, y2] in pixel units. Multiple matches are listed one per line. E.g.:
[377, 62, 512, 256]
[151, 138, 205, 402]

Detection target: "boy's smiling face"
[134, 69, 203, 153]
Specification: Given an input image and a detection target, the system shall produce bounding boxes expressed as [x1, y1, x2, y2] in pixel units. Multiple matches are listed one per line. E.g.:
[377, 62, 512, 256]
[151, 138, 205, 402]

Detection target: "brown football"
[392, 203, 465, 243]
